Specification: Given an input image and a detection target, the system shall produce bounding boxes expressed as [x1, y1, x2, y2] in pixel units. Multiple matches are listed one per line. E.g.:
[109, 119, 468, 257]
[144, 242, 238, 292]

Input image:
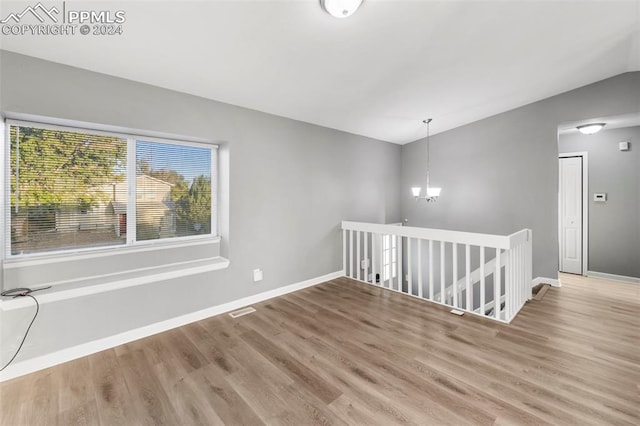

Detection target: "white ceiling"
[1, 0, 639, 144]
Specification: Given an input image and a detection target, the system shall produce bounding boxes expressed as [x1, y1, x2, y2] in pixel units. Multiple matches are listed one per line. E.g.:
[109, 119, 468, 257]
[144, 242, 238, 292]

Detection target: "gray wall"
[0, 51, 401, 364]
[559, 126, 640, 278]
[401, 72, 640, 279]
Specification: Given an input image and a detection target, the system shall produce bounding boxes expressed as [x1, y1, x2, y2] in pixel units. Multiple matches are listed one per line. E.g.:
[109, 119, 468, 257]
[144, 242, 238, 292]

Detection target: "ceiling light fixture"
[320, 0, 364, 18]
[412, 119, 442, 203]
[577, 123, 606, 135]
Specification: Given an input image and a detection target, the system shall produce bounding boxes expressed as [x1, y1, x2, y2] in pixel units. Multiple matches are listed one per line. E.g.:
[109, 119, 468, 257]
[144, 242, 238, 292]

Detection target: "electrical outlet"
[405, 274, 409, 282]
[253, 269, 263, 282]
[594, 193, 607, 202]
[360, 258, 370, 269]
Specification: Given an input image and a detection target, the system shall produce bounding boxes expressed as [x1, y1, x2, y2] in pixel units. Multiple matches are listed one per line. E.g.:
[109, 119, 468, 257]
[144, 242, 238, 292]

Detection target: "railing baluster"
[380, 234, 385, 287]
[511, 246, 516, 317]
[440, 241, 446, 303]
[526, 230, 533, 300]
[495, 248, 501, 320]
[523, 243, 527, 302]
[480, 246, 486, 316]
[523, 242, 527, 301]
[518, 244, 523, 308]
[371, 233, 377, 285]
[429, 240, 434, 300]
[408, 237, 413, 295]
[511, 245, 522, 315]
[515, 245, 520, 313]
[505, 248, 512, 321]
[342, 229, 347, 276]
[466, 244, 471, 311]
[512, 246, 516, 317]
[388, 236, 394, 290]
[517, 246, 520, 311]
[515, 246, 520, 313]
[388, 234, 393, 289]
[349, 230, 354, 278]
[364, 232, 369, 283]
[513, 244, 524, 313]
[356, 231, 361, 281]
[515, 245, 520, 310]
[398, 235, 403, 292]
[520, 244, 524, 306]
[452, 243, 458, 308]
[389, 235, 395, 290]
[418, 240, 423, 299]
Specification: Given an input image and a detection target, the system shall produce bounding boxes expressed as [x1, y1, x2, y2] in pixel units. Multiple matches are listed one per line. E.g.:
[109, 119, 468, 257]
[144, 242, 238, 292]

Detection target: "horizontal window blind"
[135, 140, 213, 241]
[9, 124, 128, 255]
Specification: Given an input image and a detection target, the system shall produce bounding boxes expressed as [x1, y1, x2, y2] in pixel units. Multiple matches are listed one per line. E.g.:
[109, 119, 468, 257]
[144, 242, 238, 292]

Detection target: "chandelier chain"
[423, 118, 432, 189]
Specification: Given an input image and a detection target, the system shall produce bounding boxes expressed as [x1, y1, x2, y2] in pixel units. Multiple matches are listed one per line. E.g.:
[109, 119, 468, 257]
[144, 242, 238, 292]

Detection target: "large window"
[6, 120, 217, 257]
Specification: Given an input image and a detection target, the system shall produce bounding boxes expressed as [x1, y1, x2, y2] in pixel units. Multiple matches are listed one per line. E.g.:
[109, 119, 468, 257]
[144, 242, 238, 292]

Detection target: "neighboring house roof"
[110, 200, 175, 215]
[101, 174, 174, 209]
[96, 174, 173, 194]
[137, 174, 174, 187]
[109, 174, 175, 215]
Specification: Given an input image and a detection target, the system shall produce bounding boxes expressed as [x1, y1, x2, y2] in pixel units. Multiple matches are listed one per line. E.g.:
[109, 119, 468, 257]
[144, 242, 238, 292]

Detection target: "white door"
[559, 157, 583, 274]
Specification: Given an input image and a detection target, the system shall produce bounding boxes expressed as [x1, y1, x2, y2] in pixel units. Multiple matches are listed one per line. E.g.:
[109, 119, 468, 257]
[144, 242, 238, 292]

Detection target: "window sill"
[4, 236, 221, 268]
[0, 256, 230, 311]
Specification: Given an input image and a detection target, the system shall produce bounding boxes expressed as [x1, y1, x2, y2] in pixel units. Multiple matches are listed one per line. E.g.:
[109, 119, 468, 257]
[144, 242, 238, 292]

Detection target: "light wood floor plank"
[89, 349, 136, 426]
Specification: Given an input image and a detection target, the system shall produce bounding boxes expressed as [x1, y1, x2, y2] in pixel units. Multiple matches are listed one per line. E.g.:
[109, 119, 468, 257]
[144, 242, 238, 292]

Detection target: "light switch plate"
[619, 141, 629, 151]
[594, 193, 607, 202]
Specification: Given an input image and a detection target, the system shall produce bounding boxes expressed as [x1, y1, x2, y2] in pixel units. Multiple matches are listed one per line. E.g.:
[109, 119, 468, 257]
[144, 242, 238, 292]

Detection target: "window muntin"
[5, 121, 217, 258]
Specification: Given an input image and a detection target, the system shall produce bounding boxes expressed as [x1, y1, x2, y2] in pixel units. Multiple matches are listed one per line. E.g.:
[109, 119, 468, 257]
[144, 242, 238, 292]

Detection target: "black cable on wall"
[0, 286, 50, 372]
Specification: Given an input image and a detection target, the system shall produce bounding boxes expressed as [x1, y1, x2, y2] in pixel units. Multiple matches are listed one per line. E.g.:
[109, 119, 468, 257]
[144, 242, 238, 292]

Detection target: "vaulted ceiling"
[1, 0, 639, 143]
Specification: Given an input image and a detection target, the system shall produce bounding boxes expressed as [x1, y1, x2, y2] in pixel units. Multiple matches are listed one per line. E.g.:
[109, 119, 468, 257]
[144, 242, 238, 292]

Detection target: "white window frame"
[3, 118, 219, 260]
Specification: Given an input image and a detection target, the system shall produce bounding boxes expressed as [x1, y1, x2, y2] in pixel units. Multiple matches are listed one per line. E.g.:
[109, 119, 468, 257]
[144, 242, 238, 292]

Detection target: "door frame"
[558, 152, 589, 275]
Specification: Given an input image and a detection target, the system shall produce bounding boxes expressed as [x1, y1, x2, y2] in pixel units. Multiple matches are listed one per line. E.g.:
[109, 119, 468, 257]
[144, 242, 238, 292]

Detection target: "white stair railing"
[435, 255, 504, 309]
[341, 221, 533, 323]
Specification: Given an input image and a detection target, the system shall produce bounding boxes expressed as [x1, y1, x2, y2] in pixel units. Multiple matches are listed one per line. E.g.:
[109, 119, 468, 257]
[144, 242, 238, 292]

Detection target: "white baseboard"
[587, 270, 640, 284]
[0, 270, 343, 382]
[532, 277, 561, 288]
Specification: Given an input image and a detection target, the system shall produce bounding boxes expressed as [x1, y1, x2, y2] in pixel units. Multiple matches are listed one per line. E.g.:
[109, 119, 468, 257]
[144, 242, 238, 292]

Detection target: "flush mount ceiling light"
[320, 0, 364, 18]
[412, 119, 442, 203]
[577, 123, 606, 135]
